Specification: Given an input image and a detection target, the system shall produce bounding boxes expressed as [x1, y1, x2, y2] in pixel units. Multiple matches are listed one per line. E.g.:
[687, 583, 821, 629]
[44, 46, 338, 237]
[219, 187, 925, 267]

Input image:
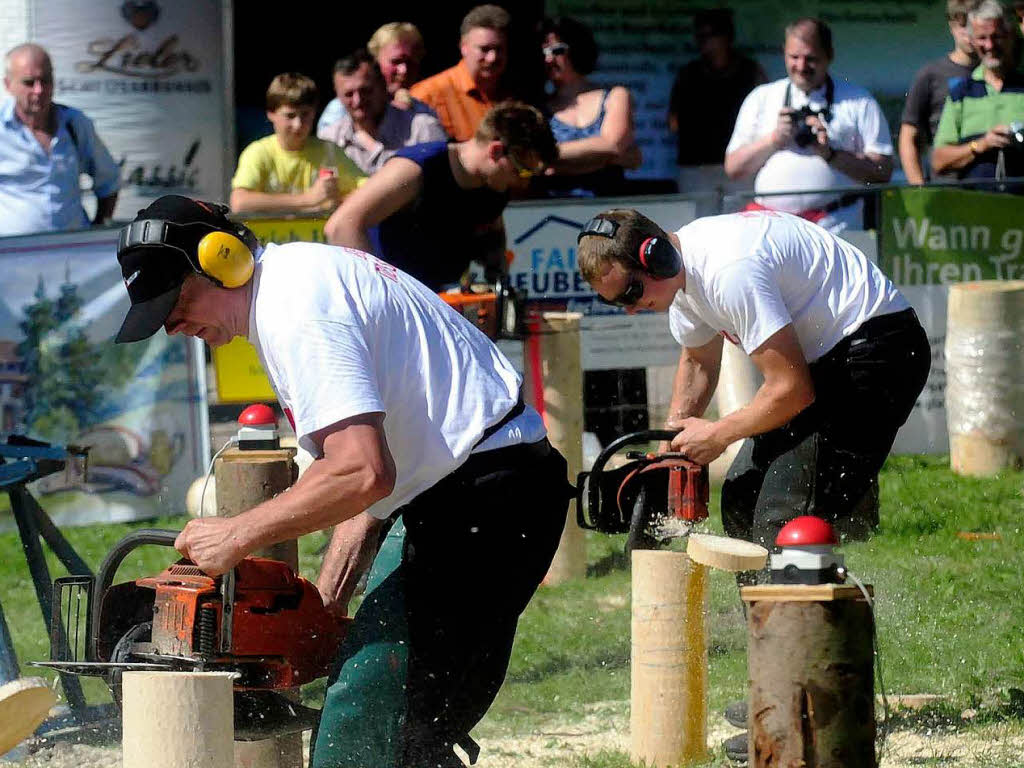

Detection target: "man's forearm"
[898, 126, 925, 185]
[324, 213, 375, 253]
[931, 142, 978, 175]
[828, 149, 892, 184]
[665, 353, 718, 425]
[724, 134, 778, 180]
[230, 189, 319, 214]
[234, 455, 391, 555]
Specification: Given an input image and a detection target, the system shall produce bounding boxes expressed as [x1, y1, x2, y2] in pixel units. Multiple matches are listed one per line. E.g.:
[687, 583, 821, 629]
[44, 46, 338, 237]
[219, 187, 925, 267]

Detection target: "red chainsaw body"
[134, 557, 346, 689]
[616, 457, 710, 524]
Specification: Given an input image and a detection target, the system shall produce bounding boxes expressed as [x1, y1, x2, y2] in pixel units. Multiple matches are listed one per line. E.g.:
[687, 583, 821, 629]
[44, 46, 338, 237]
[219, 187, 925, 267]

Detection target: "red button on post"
[775, 515, 838, 547]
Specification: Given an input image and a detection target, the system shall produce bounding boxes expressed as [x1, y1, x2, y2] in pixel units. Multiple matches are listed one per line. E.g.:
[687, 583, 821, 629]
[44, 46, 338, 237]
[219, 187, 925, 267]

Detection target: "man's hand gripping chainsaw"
[575, 430, 709, 553]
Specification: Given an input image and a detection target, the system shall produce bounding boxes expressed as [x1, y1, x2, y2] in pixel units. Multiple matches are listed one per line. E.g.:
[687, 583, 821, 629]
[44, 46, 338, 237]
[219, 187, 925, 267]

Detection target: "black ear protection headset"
[117, 203, 259, 288]
[577, 216, 681, 279]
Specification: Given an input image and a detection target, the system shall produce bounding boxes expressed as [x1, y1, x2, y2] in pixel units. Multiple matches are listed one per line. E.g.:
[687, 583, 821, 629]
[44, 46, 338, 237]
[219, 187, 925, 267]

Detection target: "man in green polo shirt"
[932, 0, 1024, 183]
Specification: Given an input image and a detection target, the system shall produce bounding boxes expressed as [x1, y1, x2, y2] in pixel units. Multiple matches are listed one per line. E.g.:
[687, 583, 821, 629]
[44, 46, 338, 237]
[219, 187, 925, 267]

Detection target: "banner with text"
[33, 0, 230, 220]
[0, 229, 205, 529]
[879, 186, 1024, 455]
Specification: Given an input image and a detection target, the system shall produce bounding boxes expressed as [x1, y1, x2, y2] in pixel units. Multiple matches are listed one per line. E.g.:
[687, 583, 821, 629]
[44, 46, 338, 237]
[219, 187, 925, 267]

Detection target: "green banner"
[880, 187, 1024, 285]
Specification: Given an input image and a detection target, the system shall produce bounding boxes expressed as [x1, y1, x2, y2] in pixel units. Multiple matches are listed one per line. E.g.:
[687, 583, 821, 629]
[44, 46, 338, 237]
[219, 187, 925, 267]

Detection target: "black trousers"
[721, 309, 931, 550]
[400, 440, 570, 766]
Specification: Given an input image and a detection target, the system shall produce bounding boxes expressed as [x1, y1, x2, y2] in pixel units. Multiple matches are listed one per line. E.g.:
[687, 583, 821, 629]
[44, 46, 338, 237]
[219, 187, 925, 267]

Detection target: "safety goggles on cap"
[597, 274, 644, 308]
[543, 43, 570, 58]
[503, 146, 545, 179]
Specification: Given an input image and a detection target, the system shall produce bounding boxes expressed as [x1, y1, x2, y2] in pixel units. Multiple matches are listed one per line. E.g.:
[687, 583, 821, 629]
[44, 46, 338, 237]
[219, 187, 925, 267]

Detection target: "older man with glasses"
[0, 43, 120, 236]
[325, 101, 556, 291]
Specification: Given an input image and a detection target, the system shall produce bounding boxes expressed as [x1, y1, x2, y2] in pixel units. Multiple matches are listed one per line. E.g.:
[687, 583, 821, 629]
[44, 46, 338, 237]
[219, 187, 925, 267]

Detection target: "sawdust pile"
[12, 704, 1023, 767]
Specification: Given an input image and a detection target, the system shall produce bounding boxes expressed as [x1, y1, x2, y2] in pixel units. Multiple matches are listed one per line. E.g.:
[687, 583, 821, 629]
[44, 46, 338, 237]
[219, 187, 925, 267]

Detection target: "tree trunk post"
[523, 311, 586, 585]
[742, 584, 876, 768]
[214, 446, 303, 768]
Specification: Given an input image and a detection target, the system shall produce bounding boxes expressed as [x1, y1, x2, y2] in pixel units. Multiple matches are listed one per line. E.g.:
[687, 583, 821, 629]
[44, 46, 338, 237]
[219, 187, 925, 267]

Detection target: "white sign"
[33, 0, 230, 219]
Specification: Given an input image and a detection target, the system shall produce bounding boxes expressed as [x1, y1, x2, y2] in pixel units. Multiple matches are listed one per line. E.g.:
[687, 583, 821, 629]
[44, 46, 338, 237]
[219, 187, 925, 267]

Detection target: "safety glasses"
[598, 275, 644, 307]
[543, 43, 570, 58]
[504, 147, 545, 179]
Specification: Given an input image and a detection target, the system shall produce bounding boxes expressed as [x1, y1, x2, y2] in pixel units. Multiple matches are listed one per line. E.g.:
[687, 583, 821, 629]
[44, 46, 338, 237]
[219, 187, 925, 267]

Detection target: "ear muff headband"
[578, 216, 680, 279]
[118, 218, 256, 288]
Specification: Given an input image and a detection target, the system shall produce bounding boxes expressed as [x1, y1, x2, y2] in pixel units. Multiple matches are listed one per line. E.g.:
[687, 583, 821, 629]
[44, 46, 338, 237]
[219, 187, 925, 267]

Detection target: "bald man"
[1, 43, 120, 236]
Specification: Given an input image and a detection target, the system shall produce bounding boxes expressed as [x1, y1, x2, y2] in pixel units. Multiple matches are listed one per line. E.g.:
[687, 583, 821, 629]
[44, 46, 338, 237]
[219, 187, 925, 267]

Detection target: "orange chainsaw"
[575, 430, 709, 552]
[37, 529, 347, 739]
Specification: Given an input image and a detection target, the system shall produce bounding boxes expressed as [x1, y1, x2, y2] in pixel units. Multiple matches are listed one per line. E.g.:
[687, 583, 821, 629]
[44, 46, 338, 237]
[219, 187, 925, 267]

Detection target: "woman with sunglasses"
[539, 17, 642, 197]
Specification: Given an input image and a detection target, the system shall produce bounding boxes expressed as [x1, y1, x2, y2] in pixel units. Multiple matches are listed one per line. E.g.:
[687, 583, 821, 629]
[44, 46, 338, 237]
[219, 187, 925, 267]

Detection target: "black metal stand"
[6, 485, 90, 714]
[0, 438, 94, 724]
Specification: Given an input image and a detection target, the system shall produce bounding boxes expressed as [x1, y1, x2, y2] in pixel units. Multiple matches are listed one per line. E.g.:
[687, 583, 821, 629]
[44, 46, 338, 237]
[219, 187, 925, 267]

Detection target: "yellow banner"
[210, 216, 325, 403]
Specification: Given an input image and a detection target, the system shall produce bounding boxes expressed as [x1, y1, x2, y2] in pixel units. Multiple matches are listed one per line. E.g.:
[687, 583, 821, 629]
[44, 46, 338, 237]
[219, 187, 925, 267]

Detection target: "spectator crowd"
[3, 1, 1024, 241]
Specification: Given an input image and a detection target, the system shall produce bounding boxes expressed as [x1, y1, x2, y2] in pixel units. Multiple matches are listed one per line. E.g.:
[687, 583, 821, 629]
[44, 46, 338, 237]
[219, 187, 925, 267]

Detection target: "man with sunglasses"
[1, 44, 120, 236]
[325, 101, 557, 290]
[579, 207, 930, 554]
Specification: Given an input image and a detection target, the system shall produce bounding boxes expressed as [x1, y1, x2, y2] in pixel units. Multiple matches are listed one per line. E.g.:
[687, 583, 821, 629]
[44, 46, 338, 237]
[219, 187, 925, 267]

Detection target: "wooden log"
[214, 447, 298, 568]
[0, 677, 55, 756]
[631, 550, 708, 766]
[524, 311, 586, 585]
[946, 280, 1024, 476]
[214, 447, 302, 768]
[122, 671, 234, 768]
[742, 585, 876, 768]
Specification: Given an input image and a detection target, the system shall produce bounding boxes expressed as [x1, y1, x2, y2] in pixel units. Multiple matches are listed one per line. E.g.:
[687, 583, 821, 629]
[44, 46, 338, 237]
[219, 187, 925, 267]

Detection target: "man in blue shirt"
[0, 43, 120, 237]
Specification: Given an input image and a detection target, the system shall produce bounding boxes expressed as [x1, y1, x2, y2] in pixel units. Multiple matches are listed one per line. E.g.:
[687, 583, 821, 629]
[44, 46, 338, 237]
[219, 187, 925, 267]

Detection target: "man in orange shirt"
[410, 5, 510, 141]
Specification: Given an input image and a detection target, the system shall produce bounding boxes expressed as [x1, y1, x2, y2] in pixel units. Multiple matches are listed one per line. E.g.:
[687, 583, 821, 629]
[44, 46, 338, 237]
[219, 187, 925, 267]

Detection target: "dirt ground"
[14, 702, 1024, 767]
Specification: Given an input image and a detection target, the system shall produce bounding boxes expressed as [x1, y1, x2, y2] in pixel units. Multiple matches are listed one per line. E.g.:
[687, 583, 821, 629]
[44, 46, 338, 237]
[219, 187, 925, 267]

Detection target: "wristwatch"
[969, 140, 982, 155]
[823, 145, 837, 163]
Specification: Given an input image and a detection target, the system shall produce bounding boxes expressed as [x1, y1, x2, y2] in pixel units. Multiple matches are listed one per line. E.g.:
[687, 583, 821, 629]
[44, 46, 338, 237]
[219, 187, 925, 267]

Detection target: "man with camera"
[932, 0, 1024, 187]
[724, 18, 893, 232]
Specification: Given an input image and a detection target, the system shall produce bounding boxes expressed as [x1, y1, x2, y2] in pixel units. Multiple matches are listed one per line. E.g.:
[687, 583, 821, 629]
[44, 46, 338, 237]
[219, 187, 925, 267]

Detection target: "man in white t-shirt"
[577, 207, 929, 547]
[112, 195, 570, 768]
[723, 18, 893, 232]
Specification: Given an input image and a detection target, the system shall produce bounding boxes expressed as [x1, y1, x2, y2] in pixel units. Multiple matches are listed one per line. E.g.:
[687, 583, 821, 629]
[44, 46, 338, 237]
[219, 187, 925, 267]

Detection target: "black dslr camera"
[791, 105, 830, 148]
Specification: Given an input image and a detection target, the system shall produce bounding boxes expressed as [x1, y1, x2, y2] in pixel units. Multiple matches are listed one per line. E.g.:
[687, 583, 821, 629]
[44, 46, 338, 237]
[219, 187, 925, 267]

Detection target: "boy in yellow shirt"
[231, 73, 365, 214]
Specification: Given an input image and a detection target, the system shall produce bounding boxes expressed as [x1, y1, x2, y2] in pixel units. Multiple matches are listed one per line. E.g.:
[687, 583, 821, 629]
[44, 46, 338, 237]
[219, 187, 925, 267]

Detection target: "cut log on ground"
[0, 677, 55, 756]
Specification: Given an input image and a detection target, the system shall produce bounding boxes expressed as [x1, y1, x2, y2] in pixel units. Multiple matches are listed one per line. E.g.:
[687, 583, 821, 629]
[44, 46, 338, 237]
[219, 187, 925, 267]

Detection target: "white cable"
[199, 437, 237, 518]
[846, 569, 890, 763]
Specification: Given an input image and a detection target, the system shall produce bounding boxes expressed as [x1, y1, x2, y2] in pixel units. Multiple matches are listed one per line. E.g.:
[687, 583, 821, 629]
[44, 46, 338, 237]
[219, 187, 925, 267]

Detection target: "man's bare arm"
[898, 123, 925, 185]
[175, 413, 396, 575]
[665, 335, 724, 428]
[323, 157, 422, 253]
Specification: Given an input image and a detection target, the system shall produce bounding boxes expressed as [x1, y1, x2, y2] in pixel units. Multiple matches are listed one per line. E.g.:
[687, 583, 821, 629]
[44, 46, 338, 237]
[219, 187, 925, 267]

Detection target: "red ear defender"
[638, 237, 656, 270]
[637, 236, 681, 279]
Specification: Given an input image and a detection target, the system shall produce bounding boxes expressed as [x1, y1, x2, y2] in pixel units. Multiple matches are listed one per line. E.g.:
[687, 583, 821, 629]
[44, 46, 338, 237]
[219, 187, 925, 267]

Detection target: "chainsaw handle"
[89, 528, 183, 662]
[581, 430, 680, 529]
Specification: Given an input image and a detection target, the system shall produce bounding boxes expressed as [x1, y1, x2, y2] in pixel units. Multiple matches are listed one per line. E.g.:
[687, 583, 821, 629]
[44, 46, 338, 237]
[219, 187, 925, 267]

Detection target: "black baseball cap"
[114, 195, 236, 344]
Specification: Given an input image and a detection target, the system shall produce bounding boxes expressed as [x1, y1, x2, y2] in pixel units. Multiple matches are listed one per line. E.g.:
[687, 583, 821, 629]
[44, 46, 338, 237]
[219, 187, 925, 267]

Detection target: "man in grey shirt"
[319, 49, 448, 174]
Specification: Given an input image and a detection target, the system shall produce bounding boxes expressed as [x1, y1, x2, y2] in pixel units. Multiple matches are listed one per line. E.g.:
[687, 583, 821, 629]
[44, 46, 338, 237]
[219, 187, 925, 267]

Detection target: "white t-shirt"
[669, 211, 909, 363]
[248, 241, 545, 519]
[725, 76, 893, 225]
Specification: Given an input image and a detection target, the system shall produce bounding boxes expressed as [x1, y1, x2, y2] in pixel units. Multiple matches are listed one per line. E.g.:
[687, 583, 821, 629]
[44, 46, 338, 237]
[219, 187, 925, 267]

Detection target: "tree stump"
[742, 585, 876, 768]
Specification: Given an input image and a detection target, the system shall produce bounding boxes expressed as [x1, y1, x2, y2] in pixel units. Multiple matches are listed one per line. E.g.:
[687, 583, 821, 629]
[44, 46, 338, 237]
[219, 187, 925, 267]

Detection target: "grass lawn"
[2, 455, 1023, 765]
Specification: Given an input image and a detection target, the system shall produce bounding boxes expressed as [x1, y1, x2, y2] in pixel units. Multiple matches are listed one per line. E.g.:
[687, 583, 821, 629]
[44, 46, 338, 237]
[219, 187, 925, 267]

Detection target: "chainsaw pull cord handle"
[88, 528, 183, 662]
[584, 429, 681, 527]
